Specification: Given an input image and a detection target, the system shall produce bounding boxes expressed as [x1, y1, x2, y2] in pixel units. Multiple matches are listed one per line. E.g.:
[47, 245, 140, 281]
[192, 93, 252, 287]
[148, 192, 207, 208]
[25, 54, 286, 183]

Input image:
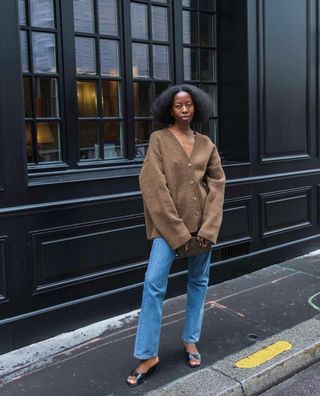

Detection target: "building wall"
[0, 0, 320, 353]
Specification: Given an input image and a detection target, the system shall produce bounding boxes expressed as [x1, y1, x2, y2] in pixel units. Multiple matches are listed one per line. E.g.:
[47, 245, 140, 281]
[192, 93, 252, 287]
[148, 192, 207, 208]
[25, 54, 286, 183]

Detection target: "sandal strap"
[187, 352, 201, 360]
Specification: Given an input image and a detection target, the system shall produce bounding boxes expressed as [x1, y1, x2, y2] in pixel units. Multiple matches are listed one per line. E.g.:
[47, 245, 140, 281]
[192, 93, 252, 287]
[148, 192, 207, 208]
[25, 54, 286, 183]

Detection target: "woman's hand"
[196, 236, 211, 248]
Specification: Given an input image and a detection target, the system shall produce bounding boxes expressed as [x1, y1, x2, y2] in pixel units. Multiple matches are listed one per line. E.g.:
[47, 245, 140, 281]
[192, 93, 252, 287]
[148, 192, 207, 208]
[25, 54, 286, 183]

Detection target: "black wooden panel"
[218, 197, 252, 244]
[31, 218, 148, 293]
[261, 187, 312, 237]
[259, 0, 312, 159]
[0, 237, 7, 302]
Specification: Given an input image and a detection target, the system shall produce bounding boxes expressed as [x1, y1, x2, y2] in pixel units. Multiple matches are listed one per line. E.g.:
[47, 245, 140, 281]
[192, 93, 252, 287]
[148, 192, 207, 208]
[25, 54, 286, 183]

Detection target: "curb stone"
[147, 316, 320, 395]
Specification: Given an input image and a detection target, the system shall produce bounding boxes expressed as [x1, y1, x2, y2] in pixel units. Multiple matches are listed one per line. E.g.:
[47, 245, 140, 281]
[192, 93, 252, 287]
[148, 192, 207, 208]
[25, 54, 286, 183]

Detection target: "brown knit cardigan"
[139, 128, 226, 250]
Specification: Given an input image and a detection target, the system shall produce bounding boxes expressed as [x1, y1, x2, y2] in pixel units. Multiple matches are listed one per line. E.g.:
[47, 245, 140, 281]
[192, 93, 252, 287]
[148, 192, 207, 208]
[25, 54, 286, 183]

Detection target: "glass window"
[100, 39, 120, 76]
[152, 6, 168, 42]
[75, 37, 97, 75]
[102, 80, 121, 117]
[20, 31, 29, 72]
[19, 0, 62, 165]
[77, 80, 98, 117]
[131, 3, 148, 40]
[98, 0, 118, 36]
[30, 0, 55, 28]
[73, 0, 95, 33]
[132, 43, 150, 78]
[32, 32, 57, 74]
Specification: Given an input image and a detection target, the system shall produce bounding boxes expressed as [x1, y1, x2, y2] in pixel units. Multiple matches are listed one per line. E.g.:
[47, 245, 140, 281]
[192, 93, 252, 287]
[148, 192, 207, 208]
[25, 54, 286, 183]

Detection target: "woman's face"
[171, 91, 195, 125]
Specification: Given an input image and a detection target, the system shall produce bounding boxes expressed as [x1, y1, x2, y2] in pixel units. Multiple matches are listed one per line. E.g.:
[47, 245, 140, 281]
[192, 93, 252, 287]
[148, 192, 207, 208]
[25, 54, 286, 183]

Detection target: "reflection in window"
[100, 40, 120, 76]
[32, 32, 57, 73]
[20, 31, 29, 72]
[152, 6, 168, 41]
[131, 3, 148, 40]
[19, 0, 27, 25]
[98, 0, 118, 35]
[73, 0, 95, 33]
[132, 43, 149, 78]
[153, 45, 169, 80]
[30, 0, 55, 28]
[75, 37, 96, 75]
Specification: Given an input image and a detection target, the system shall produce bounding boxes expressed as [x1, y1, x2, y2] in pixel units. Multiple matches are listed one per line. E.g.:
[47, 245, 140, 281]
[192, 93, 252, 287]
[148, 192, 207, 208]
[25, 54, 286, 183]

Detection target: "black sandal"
[184, 349, 201, 368]
[126, 362, 159, 387]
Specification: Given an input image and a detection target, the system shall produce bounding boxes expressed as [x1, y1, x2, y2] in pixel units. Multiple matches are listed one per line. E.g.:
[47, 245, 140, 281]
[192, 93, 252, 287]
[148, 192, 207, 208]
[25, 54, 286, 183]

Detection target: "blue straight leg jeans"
[134, 237, 211, 359]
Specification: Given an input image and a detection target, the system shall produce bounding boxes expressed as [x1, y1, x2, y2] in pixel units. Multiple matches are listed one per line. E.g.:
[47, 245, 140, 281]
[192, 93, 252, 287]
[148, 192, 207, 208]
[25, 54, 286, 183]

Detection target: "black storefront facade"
[1, 0, 319, 353]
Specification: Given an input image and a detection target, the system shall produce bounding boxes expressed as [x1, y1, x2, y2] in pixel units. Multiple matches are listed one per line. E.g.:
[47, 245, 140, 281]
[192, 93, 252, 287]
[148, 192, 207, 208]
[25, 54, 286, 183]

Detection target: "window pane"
[183, 11, 198, 44]
[102, 80, 121, 116]
[156, 0, 168, 3]
[103, 121, 124, 158]
[131, 3, 148, 40]
[30, 0, 55, 28]
[23, 77, 32, 117]
[200, 49, 216, 81]
[19, 0, 27, 25]
[98, 0, 118, 36]
[152, 6, 168, 42]
[100, 39, 120, 76]
[133, 82, 150, 116]
[73, 0, 95, 33]
[79, 122, 100, 160]
[199, 0, 216, 11]
[183, 0, 198, 7]
[201, 84, 217, 116]
[135, 121, 151, 157]
[132, 43, 149, 77]
[32, 32, 57, 73]
[20, 30, 29, 72]
[200, 13, 215, 46]
[77, 80, 98, 116]
[154, 82, 170, 99]
[153, 45, 169, 80]
[25, 122, 34, 163]
[184, 47, 198, 80]
[75, 37, 96, 75]
[37, 122, 61, 162]
[35, 78, 59, 117]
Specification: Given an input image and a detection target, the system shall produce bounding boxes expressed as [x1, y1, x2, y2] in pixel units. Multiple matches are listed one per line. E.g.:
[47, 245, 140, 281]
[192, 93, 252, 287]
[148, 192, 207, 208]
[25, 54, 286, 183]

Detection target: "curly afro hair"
[152, 84, 214, 125]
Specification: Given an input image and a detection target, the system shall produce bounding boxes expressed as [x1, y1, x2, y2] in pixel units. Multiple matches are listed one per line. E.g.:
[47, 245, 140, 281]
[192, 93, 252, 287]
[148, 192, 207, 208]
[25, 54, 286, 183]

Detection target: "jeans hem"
[181, 338, 199, 344]
[134, 353, 158, 360]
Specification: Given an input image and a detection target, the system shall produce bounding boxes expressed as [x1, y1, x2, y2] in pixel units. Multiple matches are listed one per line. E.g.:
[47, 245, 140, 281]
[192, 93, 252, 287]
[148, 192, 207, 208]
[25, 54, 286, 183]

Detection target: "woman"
[126, 85, 226, 387]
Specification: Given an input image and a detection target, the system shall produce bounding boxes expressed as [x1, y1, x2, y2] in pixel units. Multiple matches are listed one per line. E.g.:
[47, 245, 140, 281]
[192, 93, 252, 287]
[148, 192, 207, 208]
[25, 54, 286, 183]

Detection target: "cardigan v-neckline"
[166, 128, 197, 160]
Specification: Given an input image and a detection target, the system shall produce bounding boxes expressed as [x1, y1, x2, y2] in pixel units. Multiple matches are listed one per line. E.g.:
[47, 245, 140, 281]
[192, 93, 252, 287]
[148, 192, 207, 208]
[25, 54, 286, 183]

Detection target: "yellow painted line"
[235, 341, 293, 368]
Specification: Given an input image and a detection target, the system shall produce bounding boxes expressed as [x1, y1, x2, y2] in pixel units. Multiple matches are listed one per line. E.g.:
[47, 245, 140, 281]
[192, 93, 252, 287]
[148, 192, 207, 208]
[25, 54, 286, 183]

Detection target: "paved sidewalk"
[1, 250, 320, 395]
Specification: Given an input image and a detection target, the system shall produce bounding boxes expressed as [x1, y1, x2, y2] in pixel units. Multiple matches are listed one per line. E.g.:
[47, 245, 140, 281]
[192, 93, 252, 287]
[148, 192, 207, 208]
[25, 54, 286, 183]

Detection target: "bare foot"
[127, 356, 159, 385]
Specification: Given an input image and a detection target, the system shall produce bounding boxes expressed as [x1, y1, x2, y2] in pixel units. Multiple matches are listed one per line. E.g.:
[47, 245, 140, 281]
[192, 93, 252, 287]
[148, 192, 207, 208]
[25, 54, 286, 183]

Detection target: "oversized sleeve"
[197, 145, 226, 244]
[139, 134, 191, 250]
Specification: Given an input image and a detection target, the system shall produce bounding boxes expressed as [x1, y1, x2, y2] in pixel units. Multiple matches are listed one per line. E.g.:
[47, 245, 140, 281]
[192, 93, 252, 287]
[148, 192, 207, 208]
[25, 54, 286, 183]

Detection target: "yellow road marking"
[235, 340, 293, 368]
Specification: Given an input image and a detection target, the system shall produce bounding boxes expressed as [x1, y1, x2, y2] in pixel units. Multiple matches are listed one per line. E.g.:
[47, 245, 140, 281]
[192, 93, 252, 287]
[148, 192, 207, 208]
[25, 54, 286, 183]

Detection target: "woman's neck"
[169, 123, 193, 136]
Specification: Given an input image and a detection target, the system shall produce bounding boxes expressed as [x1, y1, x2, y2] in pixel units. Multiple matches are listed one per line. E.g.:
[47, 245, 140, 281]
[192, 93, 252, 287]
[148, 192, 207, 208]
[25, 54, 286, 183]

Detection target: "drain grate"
[221, 242, 250, 260]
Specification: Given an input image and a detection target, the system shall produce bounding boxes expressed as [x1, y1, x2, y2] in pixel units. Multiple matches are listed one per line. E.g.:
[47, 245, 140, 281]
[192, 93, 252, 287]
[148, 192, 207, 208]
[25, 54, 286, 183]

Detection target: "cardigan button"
[193, 196, 197, 201]
[188, 162, 192, 167]
[189, 180, 194, 185]
[195, 211, 200, 215]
